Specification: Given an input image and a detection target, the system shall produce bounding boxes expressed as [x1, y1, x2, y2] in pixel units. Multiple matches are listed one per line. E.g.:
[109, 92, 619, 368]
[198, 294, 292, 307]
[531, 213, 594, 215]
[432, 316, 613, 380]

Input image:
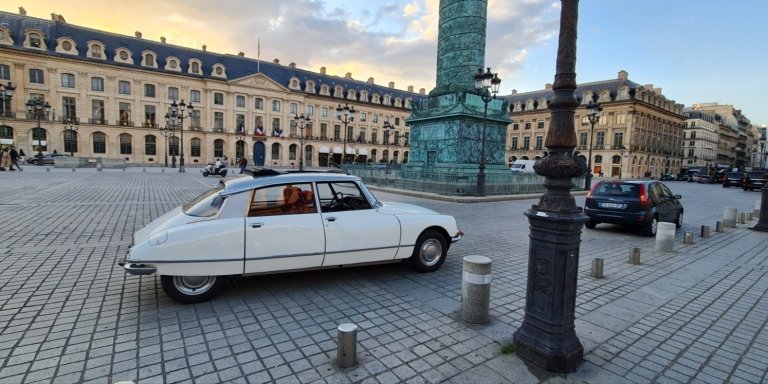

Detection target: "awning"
[319, 146, 330, 153]
[345, 147, 355, 155]
[332, 147, 343, 154]
[0, 138, 14, 145]
[358, 148, 368, 155]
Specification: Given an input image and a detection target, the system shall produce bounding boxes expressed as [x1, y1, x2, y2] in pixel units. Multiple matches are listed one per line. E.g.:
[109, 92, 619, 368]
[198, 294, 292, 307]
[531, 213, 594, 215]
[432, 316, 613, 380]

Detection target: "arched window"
[214, 139, 224, 158]
[169, 137, 179, 156]
[612, 155, 621, 164]
[63, 130, 78, 153]
[0, 125, 13, 139]
[144, 135, 156, 155]
[92, 132, 106, 153]
[271, 143, 281, 161]
[289, 144, 297, 160]
[32, 127, 47, 151]
[119, 133, 132, 154]
[191, 138, 201, 157]
[595, 155, 603, 163]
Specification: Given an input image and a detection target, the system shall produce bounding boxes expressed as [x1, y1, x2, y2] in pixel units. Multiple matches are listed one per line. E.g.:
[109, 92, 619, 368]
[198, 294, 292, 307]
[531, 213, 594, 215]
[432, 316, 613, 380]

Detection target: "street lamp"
[760, 135, 766, 169]
[159, 125, 175, 167]
[382, 121, 395, 173]
[0, 82, 15, 117]
[336, 103, 355, 165]
[25, 98, 51, 153]
[165, 99, 194, 172]
[584, 98, 602, 190]
[292, 114, 309, 171]
[473, 67, 501, 197]
[62, 116, 80, 156]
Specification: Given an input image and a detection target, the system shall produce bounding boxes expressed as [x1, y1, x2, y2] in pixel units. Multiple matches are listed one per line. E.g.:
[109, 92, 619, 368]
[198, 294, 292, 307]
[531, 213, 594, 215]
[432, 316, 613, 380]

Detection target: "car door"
[244, 182, 326, 274]
[651, 182, 674, 222]
[658, 183, 681, 219]
[316, 181, 401, 266]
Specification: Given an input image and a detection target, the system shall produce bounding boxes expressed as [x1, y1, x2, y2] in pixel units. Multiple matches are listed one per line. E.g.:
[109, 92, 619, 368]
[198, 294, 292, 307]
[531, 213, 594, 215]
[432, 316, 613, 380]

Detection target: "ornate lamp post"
[159, 125, 175, 167]
[336, 103, 355, 165]
[514, 0, 586, 373]
[584, 98, 602, 190]
[292, 114, 309, 171]
[0, 82, 15, 117]
[62, 117, 79, 156]
[473, 67, 501, 197]
[383, 121, 395, 173]
[25, 98, 51, 154]
[165, 99, 194, 172]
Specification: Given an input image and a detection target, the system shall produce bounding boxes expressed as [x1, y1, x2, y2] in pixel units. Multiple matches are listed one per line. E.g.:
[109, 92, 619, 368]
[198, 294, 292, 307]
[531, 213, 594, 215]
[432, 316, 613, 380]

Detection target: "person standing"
[9, 146, 21, 171]
[239, 157, 247, 174]
[0, 147, 11, 171]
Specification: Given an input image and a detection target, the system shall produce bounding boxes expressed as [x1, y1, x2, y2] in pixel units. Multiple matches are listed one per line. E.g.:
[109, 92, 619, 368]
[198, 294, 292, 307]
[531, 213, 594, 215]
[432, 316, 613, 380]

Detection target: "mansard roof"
[0, 11, 420, 106]
[502, 78, 643, 105]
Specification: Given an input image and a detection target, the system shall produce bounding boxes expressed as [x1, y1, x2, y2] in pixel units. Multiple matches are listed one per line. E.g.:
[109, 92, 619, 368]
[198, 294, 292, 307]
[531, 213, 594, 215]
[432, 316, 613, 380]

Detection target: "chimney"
[618, 70, 628, 80]
[135, 31, 142, 39]
[512, 89, 518, 95]
[388, 81, 395, 88]
[273, 58, 280, 64]
[407, 86, 413, 92]
[345, 72, 352, 79]
[202, 44, 207, 52]
[160, 36, 166, 43]
[544, 83, 552, 91]
[320, 66, 326, 75]
[367, 77, 374, 84]
[19, 7, 27, 16]
[419, 88, 426, 95]
[654, 87, 662, 95]
[51, 13, 66, 22]
[644, 84, 654, 91]
[238, 52, 245, 57]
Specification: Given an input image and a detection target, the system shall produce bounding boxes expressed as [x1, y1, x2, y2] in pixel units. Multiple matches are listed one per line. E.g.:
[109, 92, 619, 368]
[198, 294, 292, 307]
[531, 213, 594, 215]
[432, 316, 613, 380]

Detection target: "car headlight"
[148, 231, 168, 246]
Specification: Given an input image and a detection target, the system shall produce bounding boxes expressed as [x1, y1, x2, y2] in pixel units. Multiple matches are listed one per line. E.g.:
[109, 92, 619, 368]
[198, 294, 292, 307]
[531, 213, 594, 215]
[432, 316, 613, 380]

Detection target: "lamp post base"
[179, 155, 185, 173]
[751, 179, 768, 232]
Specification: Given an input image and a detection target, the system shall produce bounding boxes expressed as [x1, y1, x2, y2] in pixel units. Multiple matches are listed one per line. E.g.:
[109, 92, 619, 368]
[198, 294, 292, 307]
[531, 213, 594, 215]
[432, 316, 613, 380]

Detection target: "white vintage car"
[120, 168, 463, 303]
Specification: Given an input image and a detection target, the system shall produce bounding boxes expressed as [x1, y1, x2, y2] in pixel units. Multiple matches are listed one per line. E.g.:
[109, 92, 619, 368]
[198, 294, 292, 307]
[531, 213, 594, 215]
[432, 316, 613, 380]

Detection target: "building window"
[255, 98, 264, 110]
[61, 73, 75, 88]
[32, 127, 47, 151]
[616, 113, 626, 124]
[191, 138, 201, 157]
[63, 130, 78, 153]
[145, 135, 157, 155]
[92, 132, 106, 153]
[395, 117, 401, 126]
[579, 132, 588, 147]
[29, 33, 42, 48]
[118, 81, 131, 95]
[169, 137, 179, 156]
[236, 95, 245, 108]
[29, 68, 44, 84]
[321, 107, 328, 118]
[523, 137, 530, 149]
[525, 122, 531, 130]
[334, 124, 341, 140]
[191, 110, 201, 129]
[371, 128, 378, 143]
[91, 100, 105, 123]
[290, 103, 298, 116]
[255, 116, 264, 135]
[613, 132, 624, 148]
[511, 137, 518, 149]
[513, 123, 519, 131]
[190, 90, 201, 103]
[373, 114, 378, 123]
[119, 102, 131, 126]
[272, 100, 281, 112]
[596, 132, 605, 147]
[236, 114, 245, 133]
[119, 133, 132, 154]
[144, 105, 156, 128]
[271, 143, 280, 160]
[90, 44, 102, 59]
[535, 136, 543, 150]
[214, 139, 224, 158]
[90, 77, 104, 92]
[144, 53, 155, 67]
[0, 64, 10, 80]
[214, 92, 224, 105]
[306, 105, 314, 116]
[272, 118, 282, 136]
[168, 87, 179, 101]
[537, 121, 545, 129]
[144, 84, 156, 98]
[214, 112, 224, 130]
[62, 97, 77, 119]
[191, 62, 200, 74]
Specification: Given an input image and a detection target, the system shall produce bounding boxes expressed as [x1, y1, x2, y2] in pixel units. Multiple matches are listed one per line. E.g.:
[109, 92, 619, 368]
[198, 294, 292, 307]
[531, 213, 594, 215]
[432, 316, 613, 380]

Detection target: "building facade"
[0, 10, 419, 168]
[682, 109, 719, 174]
[689, 103, 754, 171]
[504, 70, 686, 179]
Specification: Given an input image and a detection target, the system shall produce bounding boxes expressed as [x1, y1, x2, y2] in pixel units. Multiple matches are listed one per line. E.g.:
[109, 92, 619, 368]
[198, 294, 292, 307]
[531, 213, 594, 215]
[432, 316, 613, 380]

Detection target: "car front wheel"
[585, 220, 597, 229]
[161, 275, 223, 304]
[644, 216, 659, 236]
[409, 230, 447, 273]
[676, 211, 684, 228]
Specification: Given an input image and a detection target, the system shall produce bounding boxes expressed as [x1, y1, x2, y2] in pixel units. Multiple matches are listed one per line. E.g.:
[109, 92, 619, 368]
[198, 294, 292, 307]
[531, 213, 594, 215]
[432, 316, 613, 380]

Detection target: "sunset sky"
[4, 0, 767, 126]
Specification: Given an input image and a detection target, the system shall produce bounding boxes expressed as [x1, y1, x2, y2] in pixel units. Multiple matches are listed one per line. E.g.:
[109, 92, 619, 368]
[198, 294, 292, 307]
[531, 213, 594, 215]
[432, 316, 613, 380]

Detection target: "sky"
[4, 0, 768, 126]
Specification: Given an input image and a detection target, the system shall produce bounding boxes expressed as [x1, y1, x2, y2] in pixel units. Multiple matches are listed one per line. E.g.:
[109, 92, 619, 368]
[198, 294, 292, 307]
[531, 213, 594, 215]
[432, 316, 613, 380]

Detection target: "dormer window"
[538, 98, 547, 109]
[0, 27, 13, 46]
[115, 48, 134, 64]
[87, 41, 105, 59]
[395, 97, 402, 108]
[526, 99, 534, 110]
[305, 80, 316, 93]
[142, 51, 157, 68]
[56, 37, 79, 56]
[383, 95, 391, 106]
[289, 77, 300, 90]
[320, 85, 330, 96]
[347, 89, 357, 100]
[212, 64, 227, 78]
[334, 86, 344, 98]
[24, 30, 47, 50]
[360, 91, 368, 102]
[372, 94, 380, 104]
[188, 59, 202, 75]
[165, 56, 181, 72]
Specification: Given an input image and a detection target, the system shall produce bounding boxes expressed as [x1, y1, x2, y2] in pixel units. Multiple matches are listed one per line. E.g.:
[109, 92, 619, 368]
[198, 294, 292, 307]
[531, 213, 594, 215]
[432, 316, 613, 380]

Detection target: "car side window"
[659, 184, 673, 198]
[316, 181, 372, 213]
[248, 183, 316, 217]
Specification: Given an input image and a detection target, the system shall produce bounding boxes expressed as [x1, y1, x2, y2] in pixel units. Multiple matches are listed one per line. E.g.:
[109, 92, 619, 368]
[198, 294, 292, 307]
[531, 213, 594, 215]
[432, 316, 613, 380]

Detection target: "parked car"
[711, 171, 726, 184]
[584, 180, 683, 236]
[26, 153, 68, 165]
[742, 171, 767, 191]
[696, 175, 710, 184]
[119, 167, 463, 303]
[722, 172, 743, 188]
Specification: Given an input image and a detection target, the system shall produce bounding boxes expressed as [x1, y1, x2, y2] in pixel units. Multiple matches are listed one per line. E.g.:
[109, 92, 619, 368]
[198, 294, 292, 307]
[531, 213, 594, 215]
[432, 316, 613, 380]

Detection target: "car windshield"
[592, 182, 640, 198]
[727, 172, 741, 178]
[182, 185, 225, 217]
[747, 172, 764, 178]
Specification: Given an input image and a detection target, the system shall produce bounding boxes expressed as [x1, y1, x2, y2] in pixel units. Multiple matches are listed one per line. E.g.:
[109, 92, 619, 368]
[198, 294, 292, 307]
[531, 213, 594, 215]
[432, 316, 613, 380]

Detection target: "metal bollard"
[337, 323, 358, 369]
[701, 225, 710, 238]
[72, 167, 75, 172]
[629, 247, 641, 265]
[684, 231, 693, 244]
[460, 255, 492, 324]
[46, 167, 50, 172]
[97, 162, 103, 172]
[738, 212, 746, 224]
[716, 221, 724, 232]
[591, 258, 604, 278]
[655, 222, 676, 252]
[162, 168, 165, 173]
[748, 212, 754, 221]
[723, 208, 737, 228]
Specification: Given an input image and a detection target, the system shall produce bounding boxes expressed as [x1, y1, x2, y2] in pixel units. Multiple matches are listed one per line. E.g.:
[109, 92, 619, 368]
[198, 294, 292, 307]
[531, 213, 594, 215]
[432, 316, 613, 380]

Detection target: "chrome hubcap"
[419, 239, 443, 267]
[173, 276, 216, 296]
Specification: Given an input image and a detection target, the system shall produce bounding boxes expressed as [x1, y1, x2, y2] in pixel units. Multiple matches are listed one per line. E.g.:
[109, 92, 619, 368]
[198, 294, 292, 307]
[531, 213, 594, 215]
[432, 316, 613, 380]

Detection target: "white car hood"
[378, 201, 439, 215]
[133, 206, 203, 245]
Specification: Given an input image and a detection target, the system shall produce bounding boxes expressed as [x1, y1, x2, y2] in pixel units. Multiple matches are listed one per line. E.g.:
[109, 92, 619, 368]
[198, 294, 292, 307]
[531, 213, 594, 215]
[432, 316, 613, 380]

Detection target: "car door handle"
[250, 222, 265, 228]
[325, 217, 336, 222]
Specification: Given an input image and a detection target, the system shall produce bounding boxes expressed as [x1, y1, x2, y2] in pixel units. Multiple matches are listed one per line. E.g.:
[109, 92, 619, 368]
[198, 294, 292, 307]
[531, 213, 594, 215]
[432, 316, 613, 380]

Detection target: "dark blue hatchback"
[584, 180, 684, 236]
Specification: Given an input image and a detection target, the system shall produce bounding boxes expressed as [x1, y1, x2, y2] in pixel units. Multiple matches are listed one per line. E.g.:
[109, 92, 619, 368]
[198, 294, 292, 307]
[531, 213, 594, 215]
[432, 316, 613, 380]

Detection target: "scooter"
[202, 163, 228, 177]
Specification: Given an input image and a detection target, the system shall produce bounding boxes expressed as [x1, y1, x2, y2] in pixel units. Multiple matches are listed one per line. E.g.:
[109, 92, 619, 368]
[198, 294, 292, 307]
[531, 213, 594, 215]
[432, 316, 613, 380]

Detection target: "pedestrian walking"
[0, 147, 11, 171]
[239, 157, 247, 174]
[9, 146, 22, 171]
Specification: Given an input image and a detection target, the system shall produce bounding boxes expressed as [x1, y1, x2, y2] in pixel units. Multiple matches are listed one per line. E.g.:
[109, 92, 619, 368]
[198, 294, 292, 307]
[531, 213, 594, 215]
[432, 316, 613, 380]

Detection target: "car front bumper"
[451, 231, 464, 243]
[117, 257, 157, 275]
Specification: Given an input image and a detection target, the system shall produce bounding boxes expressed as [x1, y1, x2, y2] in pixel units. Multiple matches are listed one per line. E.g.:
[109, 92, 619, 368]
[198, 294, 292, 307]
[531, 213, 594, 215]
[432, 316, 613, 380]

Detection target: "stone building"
[688, 103, 753, 171]
[0, 10, 419, 167]
[504, 70, 686, 179]
[682, 109, 719, 174]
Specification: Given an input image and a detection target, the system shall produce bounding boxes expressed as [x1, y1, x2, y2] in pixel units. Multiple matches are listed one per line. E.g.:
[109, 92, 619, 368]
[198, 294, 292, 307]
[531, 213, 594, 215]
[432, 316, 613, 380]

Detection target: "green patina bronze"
[404, 0, 511, 187]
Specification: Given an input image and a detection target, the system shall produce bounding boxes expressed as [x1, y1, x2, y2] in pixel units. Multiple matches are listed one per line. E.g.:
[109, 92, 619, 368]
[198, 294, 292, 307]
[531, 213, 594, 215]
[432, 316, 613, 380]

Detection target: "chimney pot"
[135, 31, 142, 39]
[320, 66, 326, 74]
[273, 58, 280, 64]
[160, 36, 166, 43]
[388, 81, 395, 88]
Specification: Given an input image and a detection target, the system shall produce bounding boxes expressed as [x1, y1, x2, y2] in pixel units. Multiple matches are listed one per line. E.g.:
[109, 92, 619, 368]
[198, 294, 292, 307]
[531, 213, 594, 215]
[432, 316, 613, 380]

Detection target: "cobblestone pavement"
[1, 167, 766, 384]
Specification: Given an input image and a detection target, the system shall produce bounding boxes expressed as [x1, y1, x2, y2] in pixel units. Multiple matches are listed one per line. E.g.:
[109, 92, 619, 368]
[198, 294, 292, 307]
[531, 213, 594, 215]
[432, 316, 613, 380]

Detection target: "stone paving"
[0, 166, 766, 383]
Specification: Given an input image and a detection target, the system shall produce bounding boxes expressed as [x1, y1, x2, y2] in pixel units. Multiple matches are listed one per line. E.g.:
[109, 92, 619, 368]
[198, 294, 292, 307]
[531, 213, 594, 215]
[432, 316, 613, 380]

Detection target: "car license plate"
[599, 202, 626, 209]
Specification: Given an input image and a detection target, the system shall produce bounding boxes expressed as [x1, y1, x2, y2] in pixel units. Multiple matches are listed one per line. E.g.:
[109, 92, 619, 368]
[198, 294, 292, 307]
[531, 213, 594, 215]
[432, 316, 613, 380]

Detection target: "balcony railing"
[88, 118, 107, 125]
[142, 122, 158, 128]
[119, 120, 134, 127]
[0, 111, 16, 118]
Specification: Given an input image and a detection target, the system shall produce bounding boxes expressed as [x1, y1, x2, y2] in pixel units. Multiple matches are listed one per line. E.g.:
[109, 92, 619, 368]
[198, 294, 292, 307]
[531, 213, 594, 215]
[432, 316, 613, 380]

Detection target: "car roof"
[220, 168, 361, 196]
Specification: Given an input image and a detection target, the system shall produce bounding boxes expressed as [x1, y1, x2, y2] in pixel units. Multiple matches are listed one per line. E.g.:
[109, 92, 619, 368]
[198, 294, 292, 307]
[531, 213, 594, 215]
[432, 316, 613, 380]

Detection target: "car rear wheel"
[161, 275, 223, 304]
[409, 230, 447, 273]
[675, 211, 684, 228]
[585, 220, 597, 229]
[644, 216, 659, 236]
